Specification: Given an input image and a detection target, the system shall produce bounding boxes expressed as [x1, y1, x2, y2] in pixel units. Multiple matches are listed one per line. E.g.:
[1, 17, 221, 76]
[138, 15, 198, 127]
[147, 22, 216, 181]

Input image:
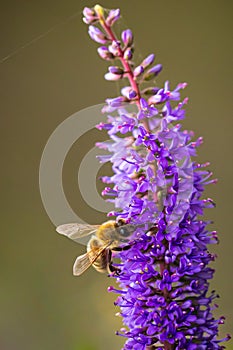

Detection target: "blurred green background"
[0, 1, 232, 349]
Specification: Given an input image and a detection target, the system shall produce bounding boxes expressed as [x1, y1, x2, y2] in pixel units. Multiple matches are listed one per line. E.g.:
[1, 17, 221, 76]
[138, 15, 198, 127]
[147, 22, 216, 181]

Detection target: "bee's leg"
[108, 262, 121, 275]
[107, 250, 121, 275]
[109, 243, 137, 275]
[111, 244, 132, 252]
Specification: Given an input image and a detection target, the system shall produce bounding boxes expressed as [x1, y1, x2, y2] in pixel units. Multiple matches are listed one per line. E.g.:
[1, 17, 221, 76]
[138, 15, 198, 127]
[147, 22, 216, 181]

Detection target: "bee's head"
[115, 219, 135, 241]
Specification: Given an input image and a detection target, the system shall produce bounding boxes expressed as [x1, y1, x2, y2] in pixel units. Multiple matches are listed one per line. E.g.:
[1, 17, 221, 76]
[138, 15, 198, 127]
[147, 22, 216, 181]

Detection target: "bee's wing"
[56, 223, 100, 242]
[73, 242, 111, 276]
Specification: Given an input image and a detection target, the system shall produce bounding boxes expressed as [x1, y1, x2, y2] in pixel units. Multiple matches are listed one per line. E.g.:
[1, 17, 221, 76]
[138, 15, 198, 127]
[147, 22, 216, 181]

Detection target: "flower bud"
[83, 7, 97, 24]
[133, 65, 144, 77]
[106, 9, 121, 26]
[104, 73, 123, 81]
[97, 46, 114, 60]
[121, 29, 133, 47]
[109, 40, 120, 56]
[94, 4, 105, 20]
[121, 86, 137, 99]
[108, 66, 124, 75]
[88, 25, 108, 44]
[129, 90, 137, 99]
[106, 96, 126, 107]
[83, 7, 95, 17]
[141, 53, 155, 68]
[143, 64, 163, 81]
[123, 47, 133, 60]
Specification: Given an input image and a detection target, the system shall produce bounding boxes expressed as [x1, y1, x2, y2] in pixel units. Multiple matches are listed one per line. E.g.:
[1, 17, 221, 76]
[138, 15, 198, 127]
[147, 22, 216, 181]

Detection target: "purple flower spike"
[82, 4, 230, 349]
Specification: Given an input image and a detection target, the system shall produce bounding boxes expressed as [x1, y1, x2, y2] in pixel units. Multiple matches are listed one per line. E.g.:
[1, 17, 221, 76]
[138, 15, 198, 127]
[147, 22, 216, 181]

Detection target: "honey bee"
[56, 219, 135, 276]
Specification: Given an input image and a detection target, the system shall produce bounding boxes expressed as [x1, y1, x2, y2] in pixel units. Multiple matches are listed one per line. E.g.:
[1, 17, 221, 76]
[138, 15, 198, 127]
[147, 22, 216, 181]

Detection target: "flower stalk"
[83, 4, 230, 349]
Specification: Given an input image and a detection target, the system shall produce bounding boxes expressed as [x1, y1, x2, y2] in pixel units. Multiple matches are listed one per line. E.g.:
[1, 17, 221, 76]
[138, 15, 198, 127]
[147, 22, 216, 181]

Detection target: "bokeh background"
[1, 1, 232, 349]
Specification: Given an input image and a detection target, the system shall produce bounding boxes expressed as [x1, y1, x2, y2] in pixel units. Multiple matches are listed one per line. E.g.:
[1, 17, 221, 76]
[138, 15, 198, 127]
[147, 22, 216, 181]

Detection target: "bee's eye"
[118, 227, 131, 237]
